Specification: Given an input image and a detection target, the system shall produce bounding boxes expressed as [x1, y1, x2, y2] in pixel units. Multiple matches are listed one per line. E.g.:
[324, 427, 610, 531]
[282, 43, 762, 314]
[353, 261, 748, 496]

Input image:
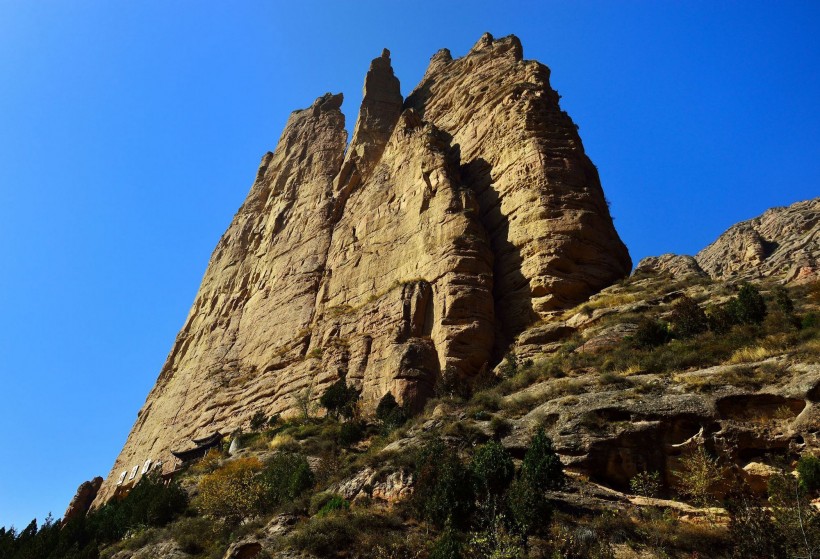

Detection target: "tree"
[319, 376, 360, 420]
[797, 453, 820, 495]
[412, 439, 474, 528]
[507, 429, 563, 539]
[470, 441, 514, 499]
[772, 285, 795, 315]
[728, 283, 767, 325]
[520, 428, 564, 491]
[669, 295, 708, 338]
[196, 457, 265, 523]
[674, 447, 723, 506]
[632, 318, 669, 348]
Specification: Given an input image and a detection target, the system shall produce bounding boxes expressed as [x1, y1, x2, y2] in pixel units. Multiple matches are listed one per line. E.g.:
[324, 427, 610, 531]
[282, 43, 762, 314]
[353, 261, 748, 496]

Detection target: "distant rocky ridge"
[696, 198, 819, 283]
[636, 198, 820, 283]
[93, 34, 631, 506]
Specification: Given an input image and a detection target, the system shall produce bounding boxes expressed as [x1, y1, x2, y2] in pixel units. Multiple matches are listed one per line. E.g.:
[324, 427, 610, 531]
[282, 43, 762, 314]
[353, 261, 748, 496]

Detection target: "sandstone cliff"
[94, 34, 630, 506]
[695, 198, 819, 283]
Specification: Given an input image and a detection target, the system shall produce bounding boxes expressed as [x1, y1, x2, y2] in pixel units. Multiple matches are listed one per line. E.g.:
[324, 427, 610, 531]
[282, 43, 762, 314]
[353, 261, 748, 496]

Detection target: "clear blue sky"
[0, 1, 818, 529]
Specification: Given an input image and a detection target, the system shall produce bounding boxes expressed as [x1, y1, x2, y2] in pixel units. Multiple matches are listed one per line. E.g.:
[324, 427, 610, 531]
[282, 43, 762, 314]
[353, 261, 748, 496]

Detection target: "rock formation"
[93, 34, 630, 506]
[696, 198, 819, 283]
[63, 477, 102, 524]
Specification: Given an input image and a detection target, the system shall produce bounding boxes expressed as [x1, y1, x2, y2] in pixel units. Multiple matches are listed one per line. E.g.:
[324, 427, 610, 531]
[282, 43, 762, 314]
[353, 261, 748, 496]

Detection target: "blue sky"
[0, 1, 818, 529]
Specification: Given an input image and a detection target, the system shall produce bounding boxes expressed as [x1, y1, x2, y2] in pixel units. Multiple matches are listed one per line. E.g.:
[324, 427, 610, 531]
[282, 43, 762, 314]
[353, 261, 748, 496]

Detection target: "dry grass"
[728, 345, 777, 364]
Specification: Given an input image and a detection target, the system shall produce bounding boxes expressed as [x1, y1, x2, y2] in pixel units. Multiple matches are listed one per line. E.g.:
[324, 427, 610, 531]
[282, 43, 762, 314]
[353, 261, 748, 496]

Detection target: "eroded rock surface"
[94, 36, 630, 506]
[695, 198, 819, 283]
[63, 476, 102, 524]
[406, 33, 631, 344]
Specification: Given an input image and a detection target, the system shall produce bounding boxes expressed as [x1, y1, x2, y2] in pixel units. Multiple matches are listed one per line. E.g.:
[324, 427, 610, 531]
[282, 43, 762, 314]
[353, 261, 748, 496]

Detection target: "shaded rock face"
[63, 477, 102, 524]
[695, 198, 819, 283]
[95, 35, 630, 506]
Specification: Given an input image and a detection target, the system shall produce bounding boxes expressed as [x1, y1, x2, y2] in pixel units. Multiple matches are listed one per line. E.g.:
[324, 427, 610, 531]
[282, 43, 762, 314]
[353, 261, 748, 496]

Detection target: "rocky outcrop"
[695, 198, 819, 283]
[406, 33, 631, 345]
[63, 477, 102, 524]
[634, 254, 706, 279]
[94, 35, 630, 506]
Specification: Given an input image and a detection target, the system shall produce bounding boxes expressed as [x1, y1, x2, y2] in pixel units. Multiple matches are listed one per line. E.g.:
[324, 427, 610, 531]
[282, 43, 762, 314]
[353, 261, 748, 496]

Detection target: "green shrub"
[287, 513, 355, 556]
[338, 421, 364, 446]
[249, 410, 268, 430]
[490, 416, 513, 439]
[317, 495, 350, 517]
[375, 392, 407, 431]
[259, 452, 315, 510]
[669, 295, 708, 338]
[707, 304, 736, 334]
[412, 439, 474, 528]
[729, 283, 767, 325]
[632, 318, 669, 348]
[170, 516, 227, 556]
[470, 440, 514, 498]
[629, 470, 661, 498]
[802, 312, 819, 329]
[797, 453, 820, 495]
[429, 522, 464, 559]
[320, 376, 360, 420]
[521, 428, 564, 491]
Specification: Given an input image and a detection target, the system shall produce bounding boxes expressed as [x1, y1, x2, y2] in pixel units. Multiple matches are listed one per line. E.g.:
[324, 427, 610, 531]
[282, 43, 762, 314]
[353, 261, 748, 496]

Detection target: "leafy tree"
[768, 472, 820, 559]
[674, 447, 723, 506]
[520, 428, 564, 491]
[507, 429, 563, 539]
[728, 283, 767, 325]
[196, 457, 265, 523]
[669, 295, 708, 338]
[338, 421, 364, 446]
[632, 318, 669, 348]
[89, 471, 187, 542]
[797, 453, 820, 495]
[727, 493, 786, 559]
[412, 439, 474, 528]
[429, 522, 464, 559]
[319, 376, 360, 420]
[249, 410, 268, 430]
[470, 441, 514, 499]
[259, 452, 314, 510]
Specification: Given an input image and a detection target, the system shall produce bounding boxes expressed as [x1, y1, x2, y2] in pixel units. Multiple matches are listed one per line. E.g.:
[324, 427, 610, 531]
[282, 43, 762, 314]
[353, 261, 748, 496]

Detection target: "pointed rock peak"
[467, 32, 523, 61]
[344, 48, 403, 178]
[311, 92, 344, 115]
[431, 48, 453, 64]
[470, 32, 495, 52]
